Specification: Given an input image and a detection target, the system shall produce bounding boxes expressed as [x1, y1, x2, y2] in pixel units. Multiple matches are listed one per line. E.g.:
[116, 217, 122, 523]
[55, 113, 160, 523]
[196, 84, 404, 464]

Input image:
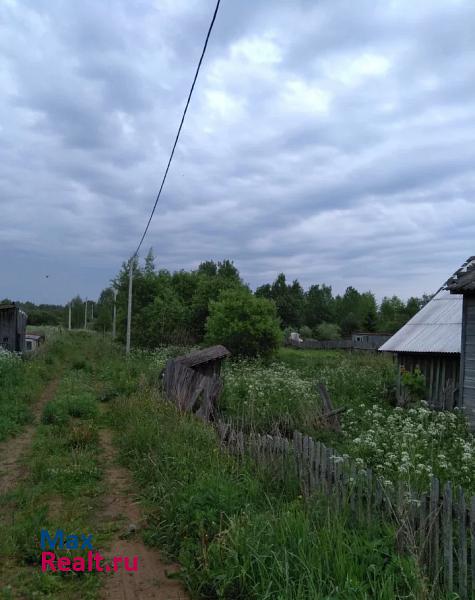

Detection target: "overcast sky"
[1, 0, 474, 304]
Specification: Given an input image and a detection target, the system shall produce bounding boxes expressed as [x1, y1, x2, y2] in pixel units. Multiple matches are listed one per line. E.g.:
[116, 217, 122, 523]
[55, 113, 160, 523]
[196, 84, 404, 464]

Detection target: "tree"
[315, 322, 341, 340]
[377, 296, 407, 333]
[303, 284, 334, 329]
[94, 288, 115, 332]
[299, 325, 312, 339]
[258, 273, 304, 329]
[205, 288, 281, 358]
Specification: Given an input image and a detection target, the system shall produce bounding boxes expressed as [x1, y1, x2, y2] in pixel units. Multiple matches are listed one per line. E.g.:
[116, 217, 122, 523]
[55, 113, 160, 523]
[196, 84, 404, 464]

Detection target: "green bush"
[205, 289, 281, 358]
[314, 321, 341, 340]
[299, 325, 312, 339]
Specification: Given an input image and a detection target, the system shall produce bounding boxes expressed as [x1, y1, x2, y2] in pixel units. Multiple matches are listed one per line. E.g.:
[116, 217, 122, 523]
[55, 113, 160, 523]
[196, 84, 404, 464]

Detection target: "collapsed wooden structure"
[162, 345, 231, 421]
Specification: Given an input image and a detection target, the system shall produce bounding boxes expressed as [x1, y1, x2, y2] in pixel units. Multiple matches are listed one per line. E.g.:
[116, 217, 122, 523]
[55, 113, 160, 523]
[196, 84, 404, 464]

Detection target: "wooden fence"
[288, 339, 352, 350]
[216, 422, 475, 599]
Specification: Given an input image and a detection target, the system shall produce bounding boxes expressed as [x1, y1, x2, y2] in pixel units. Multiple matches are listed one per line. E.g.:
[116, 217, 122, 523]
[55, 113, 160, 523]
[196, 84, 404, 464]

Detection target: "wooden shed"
[0, 304, 27, 353]
[163, 345, 231, 421]
[174, 345, 231, 377]
[379, 289, 462, 410]
[446, 256, 475, 429]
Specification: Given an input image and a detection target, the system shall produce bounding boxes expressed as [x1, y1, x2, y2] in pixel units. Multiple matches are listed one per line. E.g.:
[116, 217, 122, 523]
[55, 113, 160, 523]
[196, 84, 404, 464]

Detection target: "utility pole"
[112, 288, 118, 340]
[91, 302, 94, 320]
[68, 302, 72, 330]
[84, 298, 88, 330]
[126, 259, 133, 354]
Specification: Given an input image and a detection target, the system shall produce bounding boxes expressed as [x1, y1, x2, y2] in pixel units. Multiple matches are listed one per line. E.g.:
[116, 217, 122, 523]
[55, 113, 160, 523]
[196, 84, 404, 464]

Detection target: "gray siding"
[461, 296, 475, 429]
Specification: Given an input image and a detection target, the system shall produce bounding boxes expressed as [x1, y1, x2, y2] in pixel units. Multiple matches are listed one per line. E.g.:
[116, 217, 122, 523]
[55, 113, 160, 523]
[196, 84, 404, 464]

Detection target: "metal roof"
[379, 289, 462, 354]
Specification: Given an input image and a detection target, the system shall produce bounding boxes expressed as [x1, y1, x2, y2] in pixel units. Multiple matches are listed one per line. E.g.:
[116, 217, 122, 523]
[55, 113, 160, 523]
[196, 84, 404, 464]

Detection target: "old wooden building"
[0, 304, 28, 352]
[380, 289, 462, 409]
[446, 256, 475, 429]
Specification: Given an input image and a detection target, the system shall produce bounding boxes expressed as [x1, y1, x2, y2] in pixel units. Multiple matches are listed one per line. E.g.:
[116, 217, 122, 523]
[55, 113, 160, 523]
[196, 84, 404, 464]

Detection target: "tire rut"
[99, 429, 189, 600]
[0, 377, 59, 495]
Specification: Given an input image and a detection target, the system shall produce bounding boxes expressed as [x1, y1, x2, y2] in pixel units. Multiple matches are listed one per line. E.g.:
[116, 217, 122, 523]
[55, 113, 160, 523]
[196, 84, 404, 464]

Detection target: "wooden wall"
[461, 296, 475, 429]
[397, 352, 460, 410]
[0, 307, 27, 352]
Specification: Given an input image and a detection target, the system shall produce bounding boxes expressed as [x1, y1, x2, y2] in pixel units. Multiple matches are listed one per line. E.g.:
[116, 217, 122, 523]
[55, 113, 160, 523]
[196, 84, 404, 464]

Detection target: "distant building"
[352, 332, 391, 351]
[0, 304, 28, 352]
[25, 333, 45, 352]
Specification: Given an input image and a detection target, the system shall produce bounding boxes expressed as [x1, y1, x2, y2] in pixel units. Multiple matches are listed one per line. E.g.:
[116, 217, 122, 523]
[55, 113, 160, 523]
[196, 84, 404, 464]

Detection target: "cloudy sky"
[1, 0, 474, 304]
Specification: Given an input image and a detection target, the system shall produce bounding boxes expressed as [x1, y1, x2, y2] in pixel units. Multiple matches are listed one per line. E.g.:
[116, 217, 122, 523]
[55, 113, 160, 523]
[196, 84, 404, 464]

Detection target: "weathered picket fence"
[216, 422, 475, 599]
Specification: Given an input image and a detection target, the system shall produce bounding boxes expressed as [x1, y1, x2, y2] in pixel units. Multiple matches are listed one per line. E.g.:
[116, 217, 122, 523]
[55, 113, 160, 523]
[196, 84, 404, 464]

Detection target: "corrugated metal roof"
[379, 289, 462, 353]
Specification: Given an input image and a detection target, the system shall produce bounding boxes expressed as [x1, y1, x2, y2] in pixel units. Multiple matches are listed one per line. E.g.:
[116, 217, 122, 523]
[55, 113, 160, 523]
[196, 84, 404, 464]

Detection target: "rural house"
[445, 256, 475, 429]
[379, 288, 462, 410]
[0, 304, 27, 353]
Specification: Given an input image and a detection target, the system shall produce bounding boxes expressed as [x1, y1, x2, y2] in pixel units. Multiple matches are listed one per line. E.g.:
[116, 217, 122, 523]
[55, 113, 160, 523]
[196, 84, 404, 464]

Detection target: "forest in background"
[2, 250, 431, 346]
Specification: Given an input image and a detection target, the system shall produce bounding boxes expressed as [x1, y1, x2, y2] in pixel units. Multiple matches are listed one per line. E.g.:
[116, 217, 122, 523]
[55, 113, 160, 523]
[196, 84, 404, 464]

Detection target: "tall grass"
[108, 385, 428, 599]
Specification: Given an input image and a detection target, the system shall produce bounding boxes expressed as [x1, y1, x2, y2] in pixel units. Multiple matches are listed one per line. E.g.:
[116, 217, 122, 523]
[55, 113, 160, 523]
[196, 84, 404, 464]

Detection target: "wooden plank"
[470, 496, 475, 599]
[308, 438, 316, 493]
[302, 436, 310, 497]
[430, 477, 440, 585]
[443, 482, 453, 593]
[418, 492, 427, 566]
[457, 487, 467, 599]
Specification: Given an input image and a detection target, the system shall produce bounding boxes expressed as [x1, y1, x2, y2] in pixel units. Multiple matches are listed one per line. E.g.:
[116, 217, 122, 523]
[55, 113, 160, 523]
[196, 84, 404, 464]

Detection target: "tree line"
[93, 251, 430, 348]
[3, 253, 430, 355]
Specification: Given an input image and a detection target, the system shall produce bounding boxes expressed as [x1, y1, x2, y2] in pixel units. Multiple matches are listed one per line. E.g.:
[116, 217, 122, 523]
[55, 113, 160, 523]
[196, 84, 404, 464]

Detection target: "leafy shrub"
[314, 321, 341, 340]
[299, 325, 312, 339]
[400, 366, 426, 403]
[205, 289, 281, 358]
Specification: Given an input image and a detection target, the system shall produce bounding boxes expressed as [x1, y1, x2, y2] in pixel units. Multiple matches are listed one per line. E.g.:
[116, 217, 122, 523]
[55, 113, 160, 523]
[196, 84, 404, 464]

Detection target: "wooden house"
[0, 304, 27, 352]
[446, 256, 475, 429]
[379, 289, 462, 410]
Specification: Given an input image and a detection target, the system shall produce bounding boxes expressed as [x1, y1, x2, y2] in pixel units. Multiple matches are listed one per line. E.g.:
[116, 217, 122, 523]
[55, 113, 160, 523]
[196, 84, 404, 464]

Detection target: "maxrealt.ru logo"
[40, 529, 138, 573]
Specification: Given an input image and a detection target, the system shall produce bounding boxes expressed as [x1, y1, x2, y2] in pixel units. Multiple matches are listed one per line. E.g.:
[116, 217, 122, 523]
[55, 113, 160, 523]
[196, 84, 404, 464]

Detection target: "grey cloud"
[1, 0, 474, 304]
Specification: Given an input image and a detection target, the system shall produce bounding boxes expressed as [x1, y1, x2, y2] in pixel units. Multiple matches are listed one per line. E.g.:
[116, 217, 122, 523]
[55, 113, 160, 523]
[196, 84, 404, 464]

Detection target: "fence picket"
[216, 421, 474, 598]
[457, 487, 467, 599]
[443, 482, 453, 593]
[470, 496, 475, 598]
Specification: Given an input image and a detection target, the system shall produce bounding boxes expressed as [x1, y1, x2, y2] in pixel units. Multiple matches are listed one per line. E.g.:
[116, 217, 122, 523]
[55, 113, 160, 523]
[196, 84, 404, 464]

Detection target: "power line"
[133, 0, 221, 259]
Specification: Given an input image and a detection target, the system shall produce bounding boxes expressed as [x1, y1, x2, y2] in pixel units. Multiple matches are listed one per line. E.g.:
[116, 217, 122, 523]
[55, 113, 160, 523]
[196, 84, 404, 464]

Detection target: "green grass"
[0, 335, 114, 599]
[108, 384, 428, 599]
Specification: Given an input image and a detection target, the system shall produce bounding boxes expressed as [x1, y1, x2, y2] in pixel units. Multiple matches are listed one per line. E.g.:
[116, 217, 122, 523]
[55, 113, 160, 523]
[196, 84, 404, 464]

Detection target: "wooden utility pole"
[126, 260, 133, 354]
[84, 298, 88, 330]
[112, 289, 118, 339]
[68, 302, 72, 330]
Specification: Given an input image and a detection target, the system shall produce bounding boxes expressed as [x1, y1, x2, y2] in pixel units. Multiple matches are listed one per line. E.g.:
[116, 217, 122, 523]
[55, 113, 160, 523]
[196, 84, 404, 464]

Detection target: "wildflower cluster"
[343, 402, 475, 492]
[221, 359, 317, 433]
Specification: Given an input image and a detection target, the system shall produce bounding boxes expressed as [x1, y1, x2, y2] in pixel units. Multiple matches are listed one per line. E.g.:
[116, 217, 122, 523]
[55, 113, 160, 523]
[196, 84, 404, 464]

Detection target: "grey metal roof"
[379, 289, 462, 354]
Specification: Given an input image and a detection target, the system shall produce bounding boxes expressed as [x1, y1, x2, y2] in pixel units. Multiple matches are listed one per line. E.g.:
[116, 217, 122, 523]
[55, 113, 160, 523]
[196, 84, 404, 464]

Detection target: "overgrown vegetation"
[108, 385, 425, 599]
[0, 339, 106, 599]
[0, 336, 62, 441]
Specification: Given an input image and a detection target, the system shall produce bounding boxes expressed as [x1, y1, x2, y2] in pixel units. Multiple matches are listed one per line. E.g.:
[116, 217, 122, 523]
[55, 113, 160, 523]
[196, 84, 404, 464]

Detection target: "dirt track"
[99, 429, 189, 600]
[0, 378, 59, 495]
